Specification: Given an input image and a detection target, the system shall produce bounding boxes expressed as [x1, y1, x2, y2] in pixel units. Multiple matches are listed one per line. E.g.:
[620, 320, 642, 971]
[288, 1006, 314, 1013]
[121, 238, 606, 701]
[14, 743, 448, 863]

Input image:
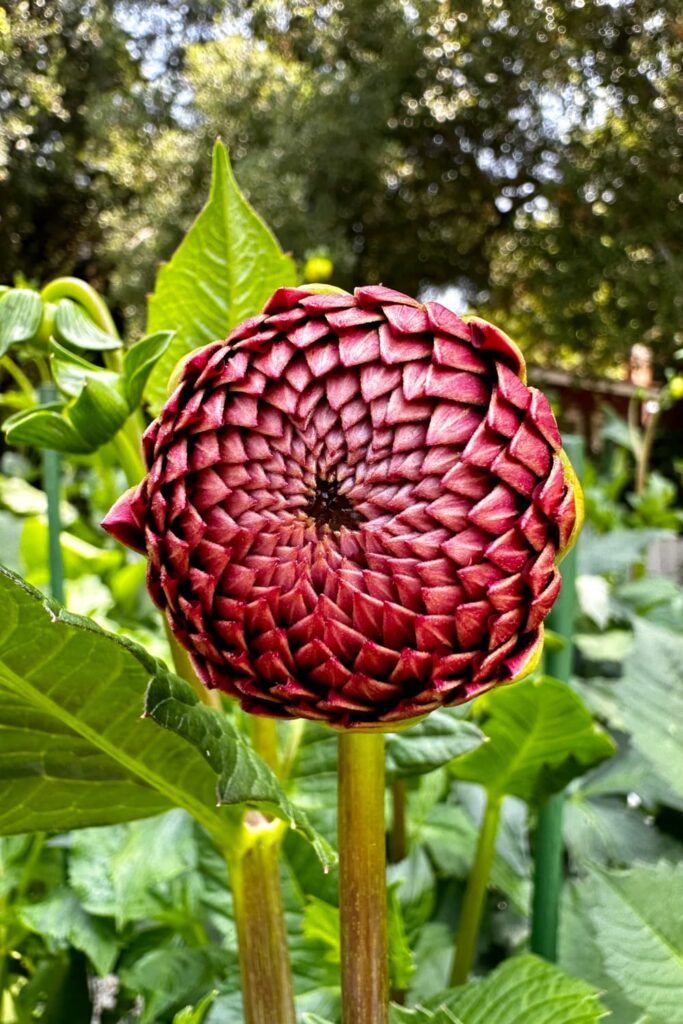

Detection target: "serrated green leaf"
[449, 677, 615, 805]
[18, 888, 119, 976]
[67, 374, 130, 447]
[3, 405, 91, 454]
[0, 565, 235, 843]
[144, 672, 336, 870]
[385, 710, 484, 779]
[145, 140, 297, 411]
[0, 288, 43, 355]
[123, 329, 174, 409]
[437, 954, 606, 1023]
[619, 620, 683, 799]
[587, 863, 683, 1024]
[53, 298, 121, 351]
[563, 791, 681, 868]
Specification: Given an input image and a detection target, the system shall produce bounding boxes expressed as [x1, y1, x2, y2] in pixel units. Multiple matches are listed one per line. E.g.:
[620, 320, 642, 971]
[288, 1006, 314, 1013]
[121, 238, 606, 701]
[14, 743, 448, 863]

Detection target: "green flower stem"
[38, 383, 65, 604]
[390, 778, 407, 862]
[111, 427, 146, 490]
[225, 815, 296, 1024]
[338, 730, 389, 1024]
[0, 355, 34, 398]
[450, 793, 502, 986]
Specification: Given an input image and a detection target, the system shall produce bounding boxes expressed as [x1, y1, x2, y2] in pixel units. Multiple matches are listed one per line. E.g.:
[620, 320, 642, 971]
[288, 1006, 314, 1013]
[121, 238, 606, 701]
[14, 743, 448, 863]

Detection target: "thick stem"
[338, 731, 389, 1024]
[450, 793, 502, 986]
[226, 817, 296, 1024]
[164, 623, 222, 709]
[390, 778, 407, 863]
[530, 793, 564, 960]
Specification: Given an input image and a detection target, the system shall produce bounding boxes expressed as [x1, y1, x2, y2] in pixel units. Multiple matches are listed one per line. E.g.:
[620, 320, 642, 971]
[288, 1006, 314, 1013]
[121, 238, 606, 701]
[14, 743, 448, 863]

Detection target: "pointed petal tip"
[101, 487, 146, 552]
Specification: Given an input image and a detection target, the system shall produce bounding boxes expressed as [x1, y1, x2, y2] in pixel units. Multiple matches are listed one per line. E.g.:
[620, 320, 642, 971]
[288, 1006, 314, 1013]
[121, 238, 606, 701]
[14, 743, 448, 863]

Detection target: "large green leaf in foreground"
[0, 567, 331, 866]
[587, 862, 683, 1024]
[145, 140, 297, 412]
[450, 677, 615, 805]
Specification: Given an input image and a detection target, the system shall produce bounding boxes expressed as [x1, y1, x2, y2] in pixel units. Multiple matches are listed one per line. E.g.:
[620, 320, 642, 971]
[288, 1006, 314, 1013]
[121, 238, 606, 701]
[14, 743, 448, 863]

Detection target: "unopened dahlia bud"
[103, 286, 582, 728]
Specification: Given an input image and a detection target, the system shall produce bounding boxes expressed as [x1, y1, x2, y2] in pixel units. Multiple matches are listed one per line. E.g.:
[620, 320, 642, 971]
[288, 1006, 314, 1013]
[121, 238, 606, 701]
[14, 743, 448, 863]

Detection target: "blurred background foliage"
[1, 0, 682, 372]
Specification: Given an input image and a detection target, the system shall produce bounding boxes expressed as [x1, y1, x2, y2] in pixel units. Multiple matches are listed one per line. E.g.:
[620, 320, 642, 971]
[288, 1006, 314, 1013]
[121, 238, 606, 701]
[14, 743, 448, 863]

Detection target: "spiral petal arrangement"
[103, 286, 582, 728]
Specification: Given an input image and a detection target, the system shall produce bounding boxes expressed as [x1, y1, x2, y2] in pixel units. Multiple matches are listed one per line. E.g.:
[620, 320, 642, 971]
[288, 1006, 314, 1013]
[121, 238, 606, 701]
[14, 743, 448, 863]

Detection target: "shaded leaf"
[18, 888, 118, 976]
[385, 710, 484, 779]
[619, 620, 683, 799]
[0, 288, 43, 355]
[123, 330, 175, 409]
[587, 862, 683, 1024]
[3, 404, 91, 454]
[119, 946, 227, 1024]
[145, 140, 297, 411]
[53, 298, 121, 351]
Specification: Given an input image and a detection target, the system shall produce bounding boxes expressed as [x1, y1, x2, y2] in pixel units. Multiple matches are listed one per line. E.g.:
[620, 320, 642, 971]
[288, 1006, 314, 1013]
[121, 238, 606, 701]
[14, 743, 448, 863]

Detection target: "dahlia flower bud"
[103, 286, 582, 728]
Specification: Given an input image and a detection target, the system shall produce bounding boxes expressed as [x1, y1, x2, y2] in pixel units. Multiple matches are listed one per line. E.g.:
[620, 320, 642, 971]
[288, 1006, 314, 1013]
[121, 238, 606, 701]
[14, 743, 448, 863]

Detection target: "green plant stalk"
[390, 778, 407, 862]
[250, 715, 279, 774]
[450, 793, 502, 985]
[338, 730, 389, 1024]
[40, 277, 120, 341]
[1, 355, 34, 398]
[38, 383, 65, 604]
[530, 434, 584, 960]
[225, 815, 296, 1024]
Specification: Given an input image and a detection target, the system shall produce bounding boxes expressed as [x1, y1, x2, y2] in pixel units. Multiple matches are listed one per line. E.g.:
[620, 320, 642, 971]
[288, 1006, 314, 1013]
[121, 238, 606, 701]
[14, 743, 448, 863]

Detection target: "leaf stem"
[0, 355, 34, 398]
[225, 816, 296, 1024]
[40, 277, 120, 340]
[338, 730, 389, 1024]
[450, 792, 502, 986]
[250, 715, 279, 774]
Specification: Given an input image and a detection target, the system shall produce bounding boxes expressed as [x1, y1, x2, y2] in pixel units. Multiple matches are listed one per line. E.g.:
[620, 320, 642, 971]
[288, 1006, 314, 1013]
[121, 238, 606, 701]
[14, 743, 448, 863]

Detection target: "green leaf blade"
[145, 140, 297, 411]
[450, 677, 615, 804]
[53, 298, 121, 351]
[0, 288, 43, 355]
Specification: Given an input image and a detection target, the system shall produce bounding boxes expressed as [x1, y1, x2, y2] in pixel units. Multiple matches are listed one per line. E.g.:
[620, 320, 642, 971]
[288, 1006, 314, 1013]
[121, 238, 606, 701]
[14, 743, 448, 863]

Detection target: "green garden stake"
[38, 382, 65, 604]
[530, 434, 584, 960]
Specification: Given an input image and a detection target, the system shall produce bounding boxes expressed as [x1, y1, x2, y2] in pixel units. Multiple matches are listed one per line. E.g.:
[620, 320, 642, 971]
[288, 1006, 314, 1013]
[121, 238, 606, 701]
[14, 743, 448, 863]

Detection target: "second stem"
[337, 730, 389, 1024]
[450, 793, 501, 986]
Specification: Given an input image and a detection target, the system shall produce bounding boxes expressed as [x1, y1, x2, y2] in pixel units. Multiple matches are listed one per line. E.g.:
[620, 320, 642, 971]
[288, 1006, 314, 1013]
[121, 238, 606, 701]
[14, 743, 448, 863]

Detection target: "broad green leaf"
[578, 525, 671, 576]
[67, 375, 130, 447]
[145, 140, 297, 411]
[0, 476, 77, 523]
[388, 883, 415, 991]
[50, 338, 120, 399]
[145, 671, 336, 870]
[449, 677, 615, 804]
[119, 947, 227, 1024]
[391, 1007, 458, 1023]
[123, 329, 174, 408]
[587, 863, 683, 1024]
[574, 630, 633, 664]
[53, 298, 121, 351]
[3, 405, 91, 454]
[385, 710, 484, 779]
[0, 565, 233, 843]
[68, 811, 199, 926]
[20, 518, 120, 579]
[18, 888, 119, 976]
[619, 620, 683, 798]
[0, 288, 43, 355]
[437, 954, 606, 1023]
[559, 877, 656, 1024]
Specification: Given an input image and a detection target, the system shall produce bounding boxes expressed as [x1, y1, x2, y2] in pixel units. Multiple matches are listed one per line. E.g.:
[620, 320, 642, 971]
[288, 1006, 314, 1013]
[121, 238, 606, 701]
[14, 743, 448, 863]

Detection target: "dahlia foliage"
[104, 286, 581, 727]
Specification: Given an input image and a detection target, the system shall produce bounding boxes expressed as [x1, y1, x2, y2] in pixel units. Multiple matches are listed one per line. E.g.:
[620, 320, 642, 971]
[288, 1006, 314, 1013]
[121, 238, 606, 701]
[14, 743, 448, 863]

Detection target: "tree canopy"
[1, 0, 681, 372]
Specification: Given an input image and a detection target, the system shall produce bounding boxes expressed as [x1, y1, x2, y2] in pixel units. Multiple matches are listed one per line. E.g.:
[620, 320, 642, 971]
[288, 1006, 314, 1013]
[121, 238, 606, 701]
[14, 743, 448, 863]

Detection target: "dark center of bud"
[304, 475, 365, 532]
